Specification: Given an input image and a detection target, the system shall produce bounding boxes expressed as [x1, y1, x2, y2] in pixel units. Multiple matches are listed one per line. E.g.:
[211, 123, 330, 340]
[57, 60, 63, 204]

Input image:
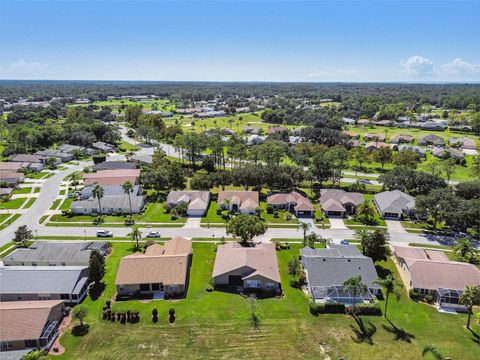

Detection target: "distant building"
[374, 190, 415, 219]
[218, 191, 259, 215]
[166, 191, 210, 216]
[320, 189, 364, 217]
[267, 191, 314, 217]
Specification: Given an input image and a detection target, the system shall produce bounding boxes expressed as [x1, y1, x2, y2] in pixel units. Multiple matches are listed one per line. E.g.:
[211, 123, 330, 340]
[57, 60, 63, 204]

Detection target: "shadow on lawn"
[469, 328, 480, 345]
[350, 315, 377, 345]
[375, 264, 393, 279]
[382, 318, 415, 343]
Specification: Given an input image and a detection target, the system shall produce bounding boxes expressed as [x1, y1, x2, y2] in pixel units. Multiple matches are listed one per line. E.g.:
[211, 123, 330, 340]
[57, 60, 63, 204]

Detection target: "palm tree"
[298, 222, 311, 247]
[452, 238, 477, 262]
[354, 228, 371, 254]
[374, 274, 402, 319]
[92, 183, 104, 217]
[343, 275, 367, 314]
[355, 200, 375, 224]
[122, 180, 134, 222]
[128, 225, 143, 251]
[422, 344, 450, 360]
[459, 285, 480, 329]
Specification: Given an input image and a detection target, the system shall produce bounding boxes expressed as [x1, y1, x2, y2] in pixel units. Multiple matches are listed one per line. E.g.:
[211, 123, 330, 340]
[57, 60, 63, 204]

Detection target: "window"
[61, 262, 66, 266]
[139, 284, 150, 292]
[1, 342, 13, 350]
[72, 294, 78, 300]
[25, 339, 37, 348]
[60, 294, 70, 300]
[17, 295, 23, 300]
[151, 283, 160, 291]
[265, 283, 275, 290]
[246, 280, 260, 288]
[32, 262, 37, 266]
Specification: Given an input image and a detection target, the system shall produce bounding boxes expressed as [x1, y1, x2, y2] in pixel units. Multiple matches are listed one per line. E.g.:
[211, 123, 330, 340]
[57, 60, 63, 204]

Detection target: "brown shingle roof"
[320, 190, 364, 212]
[83, 169, 141, 186]
[212, 242, 280, 283]
[218, 191, 259, 209]
[267, 191, 314, 211]
[0, 300, 64, 342]
[115, 237, 191, 286]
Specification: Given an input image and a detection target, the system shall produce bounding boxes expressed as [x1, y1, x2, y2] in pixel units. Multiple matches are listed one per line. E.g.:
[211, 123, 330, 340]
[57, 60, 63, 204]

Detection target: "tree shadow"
[350, 315, 377, 345]
[375, 264, 392, 279]
[382, 318, 415, 343]
[468, 328, 480, 344]
[89, 281, 106, 301]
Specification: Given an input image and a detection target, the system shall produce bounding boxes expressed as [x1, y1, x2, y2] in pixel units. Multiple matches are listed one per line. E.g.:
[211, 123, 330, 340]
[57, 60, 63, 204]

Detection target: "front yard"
[53, 242, 479, 360]
[0, 197, 27, 209]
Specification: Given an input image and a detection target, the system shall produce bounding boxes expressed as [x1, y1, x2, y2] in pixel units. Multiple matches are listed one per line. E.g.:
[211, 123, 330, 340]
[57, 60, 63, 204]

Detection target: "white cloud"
[401, 55, 434, 76]
[0, 59, 52, 79]
[307, 70, 331, 78]
[441, 58, 480, 75]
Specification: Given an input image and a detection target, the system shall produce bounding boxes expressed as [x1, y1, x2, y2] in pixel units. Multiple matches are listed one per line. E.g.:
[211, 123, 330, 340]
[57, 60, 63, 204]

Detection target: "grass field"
[0, 197, 27, 209]
[23, 197, 36, 209]
[13, 187, 32, 194]
[0, 214, 21, 230]
[54, 242, 479, 360]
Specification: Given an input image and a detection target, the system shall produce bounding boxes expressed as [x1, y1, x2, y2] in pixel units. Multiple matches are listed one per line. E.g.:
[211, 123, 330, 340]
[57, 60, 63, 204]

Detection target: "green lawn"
[23, 197, 36, 209]
[50, 199, 62, 210]
[0, 214, 21, 230]
[50, 202, 186, 224]
[259, 202, 299, 224]
[117, 140, 140, 152]
[26, 171, 51, 179]
[53, 243, 479, 360]
[13, 187, 32, 194]
[0, 197, 27, 209]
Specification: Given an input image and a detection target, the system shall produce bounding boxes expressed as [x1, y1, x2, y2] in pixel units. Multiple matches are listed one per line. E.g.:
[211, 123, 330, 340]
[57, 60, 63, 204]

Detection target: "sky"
[0, 0, 479, 82]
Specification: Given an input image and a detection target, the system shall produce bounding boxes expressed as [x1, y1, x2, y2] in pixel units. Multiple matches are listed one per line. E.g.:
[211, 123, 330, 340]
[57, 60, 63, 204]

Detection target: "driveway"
[183, 217, 202, 229]
[385, 219, 407, 234]
[328, 217, 347, 229]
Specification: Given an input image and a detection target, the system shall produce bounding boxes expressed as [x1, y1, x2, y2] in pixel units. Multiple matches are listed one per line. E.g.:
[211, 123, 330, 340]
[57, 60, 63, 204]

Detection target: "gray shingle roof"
[0, 266, 88, 294]
[374, 190, 415, 215]
[301, 245, 379, 289]
[3, 241, 107, 265]
[72, 195, 144, 210]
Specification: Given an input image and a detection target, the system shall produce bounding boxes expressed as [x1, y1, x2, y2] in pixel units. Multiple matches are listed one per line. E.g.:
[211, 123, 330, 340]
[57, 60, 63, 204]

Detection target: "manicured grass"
[0, 197, 27, 209]
[0, 241, 34, 257]
[55, 242, 478, 360]
[13, 187, 32, 194]
[0, 214, 21, 230]
[36, 236, 131, 240]
[26, 171, 50, 179]
[408, 243, 452, 250]
[201, 201, 227, 224]
[34, 187, 41, 193]
[117, 140, 140, 152]
[23, 197, 36, 209]
[50, 199, 62, 210]
[39, 215, 49, 224]
[50, 202, 186, 224]
[59, 189, 66, 195]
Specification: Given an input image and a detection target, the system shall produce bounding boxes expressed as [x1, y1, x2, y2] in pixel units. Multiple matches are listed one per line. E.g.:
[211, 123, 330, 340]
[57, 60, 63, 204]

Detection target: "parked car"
[340, 240, 350, 245]
[146, 231, 161, 238]
[96, 230, 113, 237]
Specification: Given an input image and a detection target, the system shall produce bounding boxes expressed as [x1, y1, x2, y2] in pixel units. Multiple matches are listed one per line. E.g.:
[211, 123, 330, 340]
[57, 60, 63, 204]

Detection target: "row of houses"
[0, 241, 109, 355]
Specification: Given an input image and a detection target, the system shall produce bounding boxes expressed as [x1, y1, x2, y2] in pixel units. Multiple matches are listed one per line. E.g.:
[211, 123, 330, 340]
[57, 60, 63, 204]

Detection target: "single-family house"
[418, 134, 444, 147]
[57, 143, 96, 156]
[389, 134, 414, 144]
[9, 154, 44, 165]
[343, 131, 360, 139]
[0, 266, 89, 304]
[115, 237, 192, 299]
[420, 121, 446, 131]
[449, 137, 476, 150]
[79, 184, 141, 200]
[301, 245, 380, 304]
[0, 162, 25, 172]
[70, 194, 145, 215]
[212, 242, 281, 293]
[364, 141, 389, 152]
[83, 169, 141, 186]
[92, 161, 138, 171]
[2, 241, 109, 267]
[320, 189, 363, 217]
[0, 300, 65, 353]
[0, 187, 13, 199]
[0, 171, 24, 187]
[247, 135, 267, 145]
[431, 147, 465, 161]
[363, 133, 385, 142]
[357, 119, 371, 126]
[268, 126, 288, 135]
[374, 190, 415, 219]
[35, 149, 74, 163]
[374, 120, 393, 127]
[393, 246, 480, 309]
[398, 145, 427, 158]
[166, 191, 210, 216]
[342, 117, 356, 125]
[267, 191, 314, 217]
[243, 126, 261, 135]
[91, 141, 115, 153]
[129, 154, 153, 166]
[218, 191, 259, 215]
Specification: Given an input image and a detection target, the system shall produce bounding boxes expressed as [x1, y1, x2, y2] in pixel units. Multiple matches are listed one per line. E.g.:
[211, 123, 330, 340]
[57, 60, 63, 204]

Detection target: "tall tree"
[371, 147, 392, 170]
[452, 238, 478, 262]
[72, 304, 89, 328]
[343, 275, 367, 314]
[288, 256, 302, 284]
[298, 222, 311, 247]
[87, 250, 106, 299]
[355, 200, 376, 224]
[13, 225, 33, 247]
[362, 229, 390, 262]
[459, 285, 480, 329]
[129, 225, 143, 251]
[374, 275, 402, 318]
[122, 180, 134, 222]
[92, 183, 104, 217]
[226, 214, 267, 245]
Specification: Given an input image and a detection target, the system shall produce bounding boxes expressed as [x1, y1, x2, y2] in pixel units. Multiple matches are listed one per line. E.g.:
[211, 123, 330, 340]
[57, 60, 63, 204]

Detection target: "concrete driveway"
[328, 217, 347, 229]
[385, 220, 407, 234]
[183, 217, 202, 229]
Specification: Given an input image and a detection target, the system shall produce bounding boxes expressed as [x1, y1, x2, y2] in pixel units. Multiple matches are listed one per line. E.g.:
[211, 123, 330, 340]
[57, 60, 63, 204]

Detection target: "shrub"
[266, 204, 274, 214]
[355, 303, 382, 316]
[409, 289, 419, 300]
[284, 213, 292, 221]
[273, 211, 279, 218]
[143, 240, 155, 250]
[171, 215, 178, 220]
[325, 303, 346, 314]
[93, 154, 106, 164]
[309, 301, 325, 315]
[221, 213, 230, 220]
[216, 208, 222, 215]
[424, 294, 434, 304]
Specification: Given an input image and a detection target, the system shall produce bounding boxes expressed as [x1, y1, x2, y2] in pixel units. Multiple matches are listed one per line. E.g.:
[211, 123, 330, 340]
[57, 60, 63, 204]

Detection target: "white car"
[96, 230, 113, 237]
[146, 231, 161, 238]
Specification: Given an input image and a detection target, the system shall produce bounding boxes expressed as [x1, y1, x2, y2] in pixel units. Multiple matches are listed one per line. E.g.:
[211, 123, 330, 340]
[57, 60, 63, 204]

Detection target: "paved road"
[0, 162, 89, 246]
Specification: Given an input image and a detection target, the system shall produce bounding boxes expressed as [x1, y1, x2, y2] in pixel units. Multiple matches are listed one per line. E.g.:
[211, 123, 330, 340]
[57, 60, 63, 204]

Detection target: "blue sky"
[0, 0, 479, 82]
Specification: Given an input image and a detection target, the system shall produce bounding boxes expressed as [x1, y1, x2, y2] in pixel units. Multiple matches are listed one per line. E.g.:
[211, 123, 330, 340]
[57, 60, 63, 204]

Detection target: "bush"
[216, 208, 222, 215]
[424, 294, 434, 304]
[92, 154, 106, 164]
[143, 240, 155, 250]
[325, 303, 346, 314]
[221, 213, 230, 220]
[355, 303, 382, 316]
[409, 289, 419, 300]
[284, 213, 292, 221]
[273, 211, 279, 218]
[266, 204, 274, 214]
[309, 301, 325, 315]
[171, 215, 178, 220]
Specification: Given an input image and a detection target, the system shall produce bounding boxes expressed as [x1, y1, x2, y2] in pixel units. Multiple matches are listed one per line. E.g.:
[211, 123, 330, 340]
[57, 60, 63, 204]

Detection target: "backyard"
[53, 242, 479, 360]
